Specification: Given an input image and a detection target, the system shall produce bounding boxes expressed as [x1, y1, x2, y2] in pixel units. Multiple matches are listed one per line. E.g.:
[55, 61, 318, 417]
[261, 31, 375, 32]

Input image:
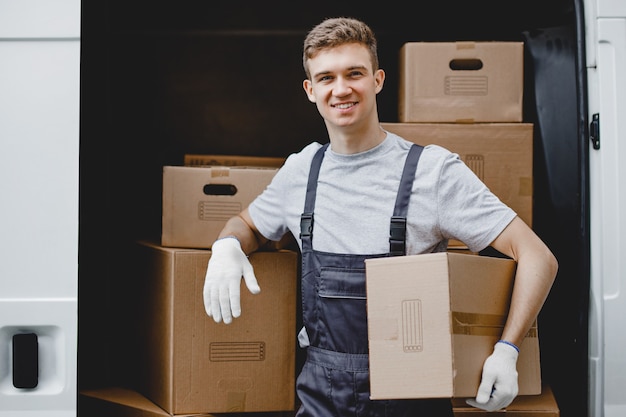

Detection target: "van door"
[0, 1, 80, 416]
[585, 0, 626, 416]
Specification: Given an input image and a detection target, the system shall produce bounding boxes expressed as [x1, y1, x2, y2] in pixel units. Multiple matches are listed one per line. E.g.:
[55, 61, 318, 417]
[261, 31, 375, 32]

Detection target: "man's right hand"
[203, 236, 260, 324]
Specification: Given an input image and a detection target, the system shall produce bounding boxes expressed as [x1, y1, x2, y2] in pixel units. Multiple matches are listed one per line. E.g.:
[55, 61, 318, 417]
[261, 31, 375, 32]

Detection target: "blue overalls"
[295, 143, 454, 417]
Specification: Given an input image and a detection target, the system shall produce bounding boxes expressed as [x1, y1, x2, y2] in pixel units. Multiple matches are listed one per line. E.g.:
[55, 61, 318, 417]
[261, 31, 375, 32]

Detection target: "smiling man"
[302, 40, 385, 154]
[202, 17, 558, 417]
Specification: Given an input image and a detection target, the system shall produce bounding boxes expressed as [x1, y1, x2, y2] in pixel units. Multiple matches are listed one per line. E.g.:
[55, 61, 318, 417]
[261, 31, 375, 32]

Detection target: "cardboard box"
[366, 252, 541, 399]
[161, 165, 277, 249]
[382, 122, 533, 237]
[184, 154, 286, 168]
[451, 384, 559, 416]
[398, 42, 524, 123]
[132, 241, 298, 414]
[79, 387, 295, 417]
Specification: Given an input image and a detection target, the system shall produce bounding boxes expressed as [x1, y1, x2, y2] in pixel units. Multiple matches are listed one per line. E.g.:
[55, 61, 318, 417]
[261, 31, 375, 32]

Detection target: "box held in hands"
[366, 252, 541, 399]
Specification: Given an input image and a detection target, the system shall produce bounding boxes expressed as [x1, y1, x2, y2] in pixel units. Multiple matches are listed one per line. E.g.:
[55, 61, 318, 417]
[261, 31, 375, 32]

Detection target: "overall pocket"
[317, 267, 369, 353]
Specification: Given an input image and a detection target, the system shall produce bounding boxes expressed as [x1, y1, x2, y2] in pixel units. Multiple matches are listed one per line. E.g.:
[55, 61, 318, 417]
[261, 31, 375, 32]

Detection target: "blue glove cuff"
[497, 339, 520, 353]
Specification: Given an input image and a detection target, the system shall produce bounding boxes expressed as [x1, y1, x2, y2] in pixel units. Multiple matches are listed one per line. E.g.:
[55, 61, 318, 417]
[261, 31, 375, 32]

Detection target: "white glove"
[466, 340, 519, 411]
[203, 237, 260, 324]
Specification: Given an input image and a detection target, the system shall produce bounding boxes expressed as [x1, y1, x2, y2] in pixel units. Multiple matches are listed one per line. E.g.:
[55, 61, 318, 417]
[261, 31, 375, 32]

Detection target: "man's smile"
[332, 102, 357, 109]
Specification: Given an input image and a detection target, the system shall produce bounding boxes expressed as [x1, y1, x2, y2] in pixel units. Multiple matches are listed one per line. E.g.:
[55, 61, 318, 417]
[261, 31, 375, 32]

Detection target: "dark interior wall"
[78, 1, 586, 416]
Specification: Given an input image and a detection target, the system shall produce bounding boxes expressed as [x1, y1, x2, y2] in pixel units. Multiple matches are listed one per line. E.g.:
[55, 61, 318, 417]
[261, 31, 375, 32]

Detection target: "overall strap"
[300, 143, 329, 241]
[390, 144, 424, 256]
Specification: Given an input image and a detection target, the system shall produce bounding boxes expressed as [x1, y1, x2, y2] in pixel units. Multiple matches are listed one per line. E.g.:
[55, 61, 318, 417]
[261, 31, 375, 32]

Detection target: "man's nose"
[333, 77, 352, 96]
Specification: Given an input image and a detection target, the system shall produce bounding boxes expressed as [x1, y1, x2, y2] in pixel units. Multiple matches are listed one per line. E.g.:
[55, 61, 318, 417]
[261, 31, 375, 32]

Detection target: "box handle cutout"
[203, 184, 238, 196]
[449, 58, 483, 70]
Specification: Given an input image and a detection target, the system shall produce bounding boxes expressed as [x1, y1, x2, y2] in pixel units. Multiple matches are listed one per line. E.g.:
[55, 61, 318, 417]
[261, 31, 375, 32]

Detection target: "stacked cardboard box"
[381, 122, 534, 245]
[162, 156, 295, 251]
[129, 241, 298, 414]
[161, 164, 279, 249]
[392, 41, 532, 251]
[398, 42, 524, 123]
[158, 156, 299, 415]
[156, 156, 298, 415]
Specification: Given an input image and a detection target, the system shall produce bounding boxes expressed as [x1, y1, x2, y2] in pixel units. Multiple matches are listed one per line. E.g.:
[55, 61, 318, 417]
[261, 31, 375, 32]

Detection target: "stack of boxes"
[367, 41, 559, 415]
[384, 41, 533, 250]
[81, 155, 300, 416]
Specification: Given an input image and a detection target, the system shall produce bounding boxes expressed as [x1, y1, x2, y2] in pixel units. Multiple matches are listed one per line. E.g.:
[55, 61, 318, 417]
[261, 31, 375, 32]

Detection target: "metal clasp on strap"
[300, 213, 314, 238]
[389, 216, 407, 256]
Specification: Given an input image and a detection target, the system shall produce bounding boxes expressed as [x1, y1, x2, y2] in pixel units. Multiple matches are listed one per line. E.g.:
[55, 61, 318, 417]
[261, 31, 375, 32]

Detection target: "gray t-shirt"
[248, 131, 516, 255]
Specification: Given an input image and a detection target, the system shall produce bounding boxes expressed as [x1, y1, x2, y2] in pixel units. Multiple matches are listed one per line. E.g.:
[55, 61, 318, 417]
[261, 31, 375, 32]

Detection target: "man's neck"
[327, 122, 387, 155]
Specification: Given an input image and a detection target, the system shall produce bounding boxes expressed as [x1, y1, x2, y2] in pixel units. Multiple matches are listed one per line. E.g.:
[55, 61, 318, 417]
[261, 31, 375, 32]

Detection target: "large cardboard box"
[381, 122, 533, 237]
[79, 387, 295, 417]
[161, 165, 277, 249]
[366, 252, 541, 399]
[398, 42, 524, 123]
[451, 384, 559, 416]
[132, 241, 298, 414]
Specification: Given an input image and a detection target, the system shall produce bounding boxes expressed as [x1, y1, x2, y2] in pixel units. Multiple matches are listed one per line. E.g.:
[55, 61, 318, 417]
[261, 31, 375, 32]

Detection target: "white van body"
[0, 0, 623, 416]
[0, 0, 80, 416]
[585, 0, 626, 416]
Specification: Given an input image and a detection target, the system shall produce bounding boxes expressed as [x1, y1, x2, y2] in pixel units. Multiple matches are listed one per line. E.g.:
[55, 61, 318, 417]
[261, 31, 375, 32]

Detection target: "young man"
[203, 17, 558, 416]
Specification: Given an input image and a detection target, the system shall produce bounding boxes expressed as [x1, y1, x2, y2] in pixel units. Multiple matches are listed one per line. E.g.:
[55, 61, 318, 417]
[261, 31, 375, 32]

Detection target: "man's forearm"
[500, 250, 558, 347]
[216, 210, 266, 254]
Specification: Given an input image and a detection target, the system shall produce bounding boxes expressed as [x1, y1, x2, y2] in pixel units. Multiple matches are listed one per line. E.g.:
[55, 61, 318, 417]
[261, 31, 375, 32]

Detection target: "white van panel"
[0, 0, 80, 38]
[596, 0, 626, 18]
[0, 300, 76, 416]
[0, 0, 80, 415]
[0, 40, 80, 298]
[588, 14, 626, 417]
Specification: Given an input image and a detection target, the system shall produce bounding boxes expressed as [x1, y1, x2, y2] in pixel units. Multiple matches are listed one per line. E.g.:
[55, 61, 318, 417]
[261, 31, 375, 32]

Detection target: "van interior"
[78, 1, 587, 416]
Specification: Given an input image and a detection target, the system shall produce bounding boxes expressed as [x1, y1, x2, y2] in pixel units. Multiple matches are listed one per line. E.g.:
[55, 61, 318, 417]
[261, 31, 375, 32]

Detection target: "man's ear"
[374, 69, 385, 94]
[303, 79, 316, 103]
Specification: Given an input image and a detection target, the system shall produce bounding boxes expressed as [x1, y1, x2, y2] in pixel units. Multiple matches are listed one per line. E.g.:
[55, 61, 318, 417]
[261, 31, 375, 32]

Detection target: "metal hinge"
[590, 113, 600, 150]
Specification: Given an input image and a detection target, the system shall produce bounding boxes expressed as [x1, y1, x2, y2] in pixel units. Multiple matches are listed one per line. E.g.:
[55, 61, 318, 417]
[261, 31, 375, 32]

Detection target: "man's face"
[303, 43, 384, 131]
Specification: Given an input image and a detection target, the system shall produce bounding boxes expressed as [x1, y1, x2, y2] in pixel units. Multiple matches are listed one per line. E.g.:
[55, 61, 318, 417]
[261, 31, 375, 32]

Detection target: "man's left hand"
[466, 341, 519, 411]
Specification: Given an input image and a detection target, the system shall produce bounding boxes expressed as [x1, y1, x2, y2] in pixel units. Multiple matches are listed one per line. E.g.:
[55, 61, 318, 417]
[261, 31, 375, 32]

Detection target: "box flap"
[79, 387, 218, 417]
[451, 384, 559, 416]
[183, 154, 285, 168]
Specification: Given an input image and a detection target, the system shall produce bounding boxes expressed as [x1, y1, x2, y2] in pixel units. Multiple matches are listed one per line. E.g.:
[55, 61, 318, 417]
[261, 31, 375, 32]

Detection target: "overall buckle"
[300, 213, 314, 238]
[389, 216, 406, 256]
